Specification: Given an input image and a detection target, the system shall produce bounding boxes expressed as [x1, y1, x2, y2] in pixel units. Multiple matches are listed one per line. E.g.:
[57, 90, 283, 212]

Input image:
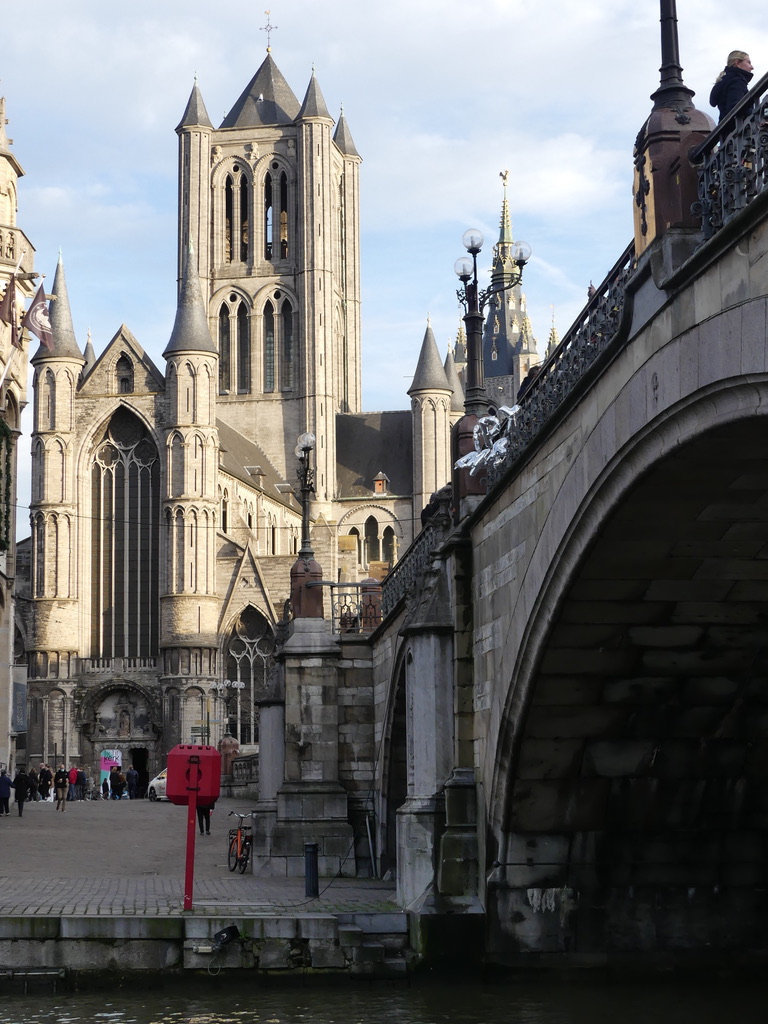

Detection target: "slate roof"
[176, 82, 214, 131]
[217, 417, 299, 513]
[333, 110, 360, 158]
[32, 254, 83, 363]
[220, 55, 301, 128]
[444, 349, 465, 412]
[162, 247, 217, 358]
[336, 411, 413, 498]
[408, 324, 450, 395]
[297, 72, 332, 121]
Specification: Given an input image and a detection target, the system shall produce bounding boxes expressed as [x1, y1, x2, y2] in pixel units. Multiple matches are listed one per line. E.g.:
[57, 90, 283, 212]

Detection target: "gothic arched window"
[90, 408, 160, 658]
[237, 302, 250, 393]
[263, 301, 275, 393]
[279, 172, 289, 259]
[218, 305, 231, 392]
[281, 300, 294, 391]
[116, 354, 134, 394]
[365, 515, 380, 564]
[264, 172, 273, 260]
[43, 369, 56, 430]
[221, 606, 275, 746]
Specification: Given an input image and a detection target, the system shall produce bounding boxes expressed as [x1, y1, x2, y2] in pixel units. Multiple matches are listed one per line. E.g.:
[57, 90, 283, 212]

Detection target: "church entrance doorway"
[129, 747, 149, 798]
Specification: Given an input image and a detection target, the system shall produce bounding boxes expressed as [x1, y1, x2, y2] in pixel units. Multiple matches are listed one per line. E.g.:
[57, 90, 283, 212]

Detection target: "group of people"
[0, 762, 143, 815]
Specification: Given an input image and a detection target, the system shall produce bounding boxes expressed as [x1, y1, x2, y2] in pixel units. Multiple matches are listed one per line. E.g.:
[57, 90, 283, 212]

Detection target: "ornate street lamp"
[455, 229, 531, 417]
[294, 431, 316, 558]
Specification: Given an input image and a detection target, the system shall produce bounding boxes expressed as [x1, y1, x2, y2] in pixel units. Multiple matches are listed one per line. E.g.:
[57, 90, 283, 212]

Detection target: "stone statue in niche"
[117, 707, 131, 738]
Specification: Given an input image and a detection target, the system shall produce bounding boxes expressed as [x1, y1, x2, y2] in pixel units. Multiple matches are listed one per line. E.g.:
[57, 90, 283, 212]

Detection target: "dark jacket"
[0, 773, 11, 799]
[11, 772, 29, 800]
[54, 768, 68, 789]
[710, 65, 753, 122]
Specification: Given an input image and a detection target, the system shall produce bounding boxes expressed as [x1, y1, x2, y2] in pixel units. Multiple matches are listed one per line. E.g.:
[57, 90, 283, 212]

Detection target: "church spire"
[32, 253, 82, 363]
[163, 245, 217, 357]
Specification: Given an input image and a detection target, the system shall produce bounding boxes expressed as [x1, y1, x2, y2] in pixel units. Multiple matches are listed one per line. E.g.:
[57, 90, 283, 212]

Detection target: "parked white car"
[147, 769, 167, 801]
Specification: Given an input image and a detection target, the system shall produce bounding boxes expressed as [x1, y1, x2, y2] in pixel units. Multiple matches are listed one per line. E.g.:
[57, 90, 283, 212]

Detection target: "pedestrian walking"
[28, 767, 39, 802]
[11, 768, 29, 816]
[197, 802, 214, 835]
[76, 767, 87, 801]
[67, 765, 78, 801]
[0, 769, 11, 816]
[126, 764, 139, 800]
[54, 764, 68, 811]
[38, 764, 52, 801]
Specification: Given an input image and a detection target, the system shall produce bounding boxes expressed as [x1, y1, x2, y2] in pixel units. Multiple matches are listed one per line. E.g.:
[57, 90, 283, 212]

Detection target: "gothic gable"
[79, 325, 165, 395]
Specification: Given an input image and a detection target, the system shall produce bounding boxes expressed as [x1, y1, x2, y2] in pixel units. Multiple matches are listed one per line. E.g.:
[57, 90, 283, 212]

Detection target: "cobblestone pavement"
[0, 795, 397, 916]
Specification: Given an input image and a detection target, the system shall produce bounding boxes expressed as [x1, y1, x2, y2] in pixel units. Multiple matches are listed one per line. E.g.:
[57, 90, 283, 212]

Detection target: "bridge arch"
[484, 370, 768, 954]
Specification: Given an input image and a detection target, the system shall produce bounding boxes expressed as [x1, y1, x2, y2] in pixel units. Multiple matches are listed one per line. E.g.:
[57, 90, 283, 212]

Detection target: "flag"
[0, 276, 20, 350]
[21, 283, 53, 350]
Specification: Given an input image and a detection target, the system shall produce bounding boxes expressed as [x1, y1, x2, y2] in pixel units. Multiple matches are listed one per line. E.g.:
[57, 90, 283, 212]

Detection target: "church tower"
[176, 51, 362, 511]
[482, 176, 539, 407]
[29, 256, 84, 678]
[160, 250, 220, 740]
[408, 322, 452, 521]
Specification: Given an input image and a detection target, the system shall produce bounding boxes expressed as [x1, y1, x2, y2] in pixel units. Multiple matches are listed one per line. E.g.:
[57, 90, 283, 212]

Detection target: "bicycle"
[227, 811, 252, 873]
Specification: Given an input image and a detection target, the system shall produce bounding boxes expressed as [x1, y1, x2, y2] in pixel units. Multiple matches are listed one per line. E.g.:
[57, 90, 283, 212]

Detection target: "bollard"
[304, 842, 319, 897]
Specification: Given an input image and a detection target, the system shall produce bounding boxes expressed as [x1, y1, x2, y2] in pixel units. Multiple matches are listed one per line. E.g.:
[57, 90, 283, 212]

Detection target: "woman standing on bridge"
[710, 50, 754, 121]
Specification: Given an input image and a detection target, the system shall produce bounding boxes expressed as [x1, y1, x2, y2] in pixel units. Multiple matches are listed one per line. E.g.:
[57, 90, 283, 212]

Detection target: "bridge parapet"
[692, 68, 768, 239]
[381, 497, 452, 618]
[457, 243, 635, 489]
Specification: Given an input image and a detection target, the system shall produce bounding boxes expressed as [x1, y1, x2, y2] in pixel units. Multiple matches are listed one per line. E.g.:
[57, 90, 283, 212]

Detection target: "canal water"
[2, 978, 767, 1024]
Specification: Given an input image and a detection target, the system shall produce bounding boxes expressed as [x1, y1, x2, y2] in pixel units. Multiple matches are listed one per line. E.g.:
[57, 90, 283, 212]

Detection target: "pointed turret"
[409, 321, 452, 521]
[176, 79, 213, 131]
[333, 107, 360, 158]
[32, 254, 83, 363]
[444, 348, 465, 418]
[220, 54, 301, 128]
[408, 322, 451, 395]
[298, 70, 332, 121]
[82, 328, 96, 375]
[163, 246, 217, 358]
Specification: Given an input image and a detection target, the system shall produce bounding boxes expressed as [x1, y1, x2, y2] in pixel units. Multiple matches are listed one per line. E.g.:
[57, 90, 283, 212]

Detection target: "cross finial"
[261, 10, 278, 52]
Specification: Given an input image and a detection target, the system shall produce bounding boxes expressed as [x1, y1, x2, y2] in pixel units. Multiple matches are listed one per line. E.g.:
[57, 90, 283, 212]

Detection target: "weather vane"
[261, 10, 278, 52]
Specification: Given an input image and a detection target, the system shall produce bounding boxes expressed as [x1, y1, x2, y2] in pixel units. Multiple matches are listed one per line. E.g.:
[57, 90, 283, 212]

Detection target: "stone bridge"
[372, 57, 768, 964]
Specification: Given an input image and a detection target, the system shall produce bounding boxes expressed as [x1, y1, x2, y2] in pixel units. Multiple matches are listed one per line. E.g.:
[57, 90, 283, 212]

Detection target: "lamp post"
[454, 228, 531, 417]
[295, 431, 316, 558]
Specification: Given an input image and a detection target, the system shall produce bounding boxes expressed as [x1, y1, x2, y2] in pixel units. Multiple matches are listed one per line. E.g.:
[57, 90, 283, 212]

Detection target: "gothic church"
[17, 53, 540, 786]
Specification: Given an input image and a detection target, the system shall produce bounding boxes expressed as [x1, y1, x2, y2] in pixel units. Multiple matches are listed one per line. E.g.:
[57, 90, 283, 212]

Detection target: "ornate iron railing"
[330, 581, 383, 635]
[691, 69, 768, 239]
[381, 518, 442, 617]
[456, 242, 636, 488]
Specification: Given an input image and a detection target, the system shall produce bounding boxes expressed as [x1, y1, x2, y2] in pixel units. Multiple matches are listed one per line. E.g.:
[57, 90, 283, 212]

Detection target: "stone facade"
[0, 96, 36, 771]
[13, 55, 460, 792]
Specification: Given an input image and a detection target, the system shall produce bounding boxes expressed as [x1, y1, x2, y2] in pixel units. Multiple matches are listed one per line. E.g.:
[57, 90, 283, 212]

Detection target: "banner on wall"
[100, 749, 121, 788]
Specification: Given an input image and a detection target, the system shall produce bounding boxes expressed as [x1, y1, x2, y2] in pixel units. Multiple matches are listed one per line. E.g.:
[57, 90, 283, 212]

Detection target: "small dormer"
[373, 471, 389, 495]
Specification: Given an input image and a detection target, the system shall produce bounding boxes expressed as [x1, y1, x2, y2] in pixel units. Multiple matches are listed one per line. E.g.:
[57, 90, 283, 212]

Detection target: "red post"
[182, 755, 201, 911]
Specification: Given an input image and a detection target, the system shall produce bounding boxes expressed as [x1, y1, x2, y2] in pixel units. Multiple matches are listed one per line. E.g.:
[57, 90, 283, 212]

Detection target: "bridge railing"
[691, 68, 768, 240]
[468, 241, 636, 487]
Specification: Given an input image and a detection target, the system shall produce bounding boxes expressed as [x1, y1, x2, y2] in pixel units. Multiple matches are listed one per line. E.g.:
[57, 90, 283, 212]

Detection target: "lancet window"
[89, 408, 160, 658]
[224, 165, 249, 263]
[262, 295, 295, 394]
[263, 168, 289, 261]
[218, 296, 251, 395]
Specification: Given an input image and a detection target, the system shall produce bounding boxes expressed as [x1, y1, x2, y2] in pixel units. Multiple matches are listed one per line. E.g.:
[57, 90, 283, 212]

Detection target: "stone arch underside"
[488, 412, 768, 957]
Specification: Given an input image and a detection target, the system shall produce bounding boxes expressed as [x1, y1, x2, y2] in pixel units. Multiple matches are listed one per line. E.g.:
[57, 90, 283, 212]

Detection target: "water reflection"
[2, 979, 767, 1024]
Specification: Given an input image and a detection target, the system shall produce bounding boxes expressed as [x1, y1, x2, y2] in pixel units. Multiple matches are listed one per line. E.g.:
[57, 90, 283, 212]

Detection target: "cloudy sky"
[3, 1, 766, 465]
